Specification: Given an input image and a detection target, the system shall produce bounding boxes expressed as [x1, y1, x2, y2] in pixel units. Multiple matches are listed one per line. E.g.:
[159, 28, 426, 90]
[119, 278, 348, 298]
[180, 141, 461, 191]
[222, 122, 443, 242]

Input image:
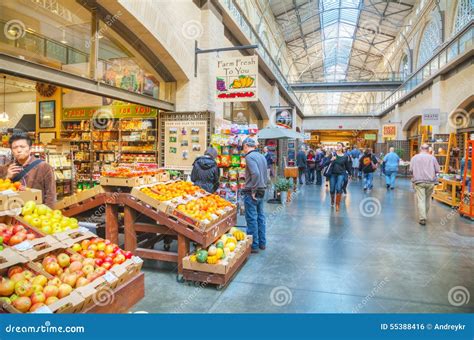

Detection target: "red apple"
[113, 254, 126, 265]
[97, 242, 106, 251]
[80, 250, 88, 258]
[95, 250, 106, 260]
[29, 302, 46, 312]
[12, 296, 31, 312]
[57, 284, 72, 298]
[94, 267, 106, 277]
[82, 264, 94, 275]
[13, 225, 25, 234]
[101, 262, 112, 270]
[26, 233, 36, 240]
[104, 256, 113, 264]
[63, 273, 78, 288]
[83, 258, 95, 267]
[47, 278, 61, 287]
[7, 266, 24, 279]
[87, 244, 98, 252]
[0, 278, 15, 296]
[69, 261, 83, 272]
[22, 270, 34, 281]
[80, 240, 91, 250]
[104, 239, 111, 245]
[95, 258, 104, 266]
[124, 251, 133, 259]
[44, 262, 60, 275]
[71, 243, 82, 252]
[75, 277, 89, 288]
[31, 291, 46, 304]
[43, 285, 59, 298]
[42, 255, 57, 268]
[31, 275, 48, 287]
[104, 245, 115, 255]
[10, 273, 25, 284]
[70, 253, 83, 263]
[45, 296, 59, 305]
[8, 234, 24, 246]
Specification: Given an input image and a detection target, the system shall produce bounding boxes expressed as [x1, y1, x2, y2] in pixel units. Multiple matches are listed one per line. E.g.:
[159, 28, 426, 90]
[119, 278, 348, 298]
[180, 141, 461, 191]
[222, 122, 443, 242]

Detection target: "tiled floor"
[132, 176, 473, 313]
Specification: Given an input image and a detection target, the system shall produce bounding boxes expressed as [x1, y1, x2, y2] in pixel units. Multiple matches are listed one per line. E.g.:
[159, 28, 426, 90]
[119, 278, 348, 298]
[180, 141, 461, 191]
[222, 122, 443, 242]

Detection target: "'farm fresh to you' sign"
[216, 56, 258, 102]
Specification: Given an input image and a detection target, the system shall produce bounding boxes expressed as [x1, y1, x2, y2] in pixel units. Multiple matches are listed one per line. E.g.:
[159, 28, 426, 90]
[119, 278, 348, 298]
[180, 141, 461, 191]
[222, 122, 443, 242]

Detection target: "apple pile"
[71, 238, 132, 270]
[21, 201, 79, 235]
[0, 223, 37, 247]
[0, 265, 73, 313]
[39, 252, 108, 289]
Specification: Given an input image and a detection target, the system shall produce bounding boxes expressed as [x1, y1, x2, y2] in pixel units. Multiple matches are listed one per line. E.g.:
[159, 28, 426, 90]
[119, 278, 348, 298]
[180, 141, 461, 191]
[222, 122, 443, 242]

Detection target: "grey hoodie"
[244, 150, 268, 191]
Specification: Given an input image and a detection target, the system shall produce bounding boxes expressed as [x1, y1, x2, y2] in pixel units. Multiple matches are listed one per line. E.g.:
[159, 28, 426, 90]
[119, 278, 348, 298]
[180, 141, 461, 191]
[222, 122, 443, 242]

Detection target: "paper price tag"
[103, 272, 118, 283]
[78, 227, 89, 233]
[14, 241, 33, 251]
[32, 306, 53, 314]
[132, 256, 143, 265]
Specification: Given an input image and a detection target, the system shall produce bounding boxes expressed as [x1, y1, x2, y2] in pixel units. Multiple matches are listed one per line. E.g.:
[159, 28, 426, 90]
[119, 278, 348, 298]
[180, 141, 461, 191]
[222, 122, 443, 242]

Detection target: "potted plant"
[274, 178, 293, 204]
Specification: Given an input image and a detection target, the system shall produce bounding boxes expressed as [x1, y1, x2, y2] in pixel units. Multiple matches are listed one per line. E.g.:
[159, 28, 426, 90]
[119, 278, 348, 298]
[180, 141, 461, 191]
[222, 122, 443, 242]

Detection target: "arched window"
[417, 10, 442, 68]
[399, 54, 410, 80]
[453, 0, 474, 35]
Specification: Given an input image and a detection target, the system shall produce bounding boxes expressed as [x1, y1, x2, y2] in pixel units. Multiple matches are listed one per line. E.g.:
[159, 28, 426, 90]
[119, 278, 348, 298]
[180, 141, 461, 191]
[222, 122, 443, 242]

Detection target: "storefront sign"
[364, 134, 377, 141]
[422, 109, 440, 126]
[275, 109, 293, 129]
[62, 104, 157, 121]
[382, 125, 397, 139]
[216, 56, 258, 102]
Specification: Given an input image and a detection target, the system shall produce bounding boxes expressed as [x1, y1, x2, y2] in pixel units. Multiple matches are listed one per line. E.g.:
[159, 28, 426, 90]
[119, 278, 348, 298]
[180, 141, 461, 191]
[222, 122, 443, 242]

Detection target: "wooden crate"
[100, 176, 147, 187]
[171, 206, 236, 231]
[284, 167, 298, 178]
[56, 186, 105, 210]
[0, 247, 29, 270]
[129, 186, 173, 212]
[109, 256, 143, 286]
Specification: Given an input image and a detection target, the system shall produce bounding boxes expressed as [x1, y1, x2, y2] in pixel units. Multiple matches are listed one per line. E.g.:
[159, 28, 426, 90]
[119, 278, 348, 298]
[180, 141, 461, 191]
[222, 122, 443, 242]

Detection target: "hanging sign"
[364, 134, 377, 141]
[275, 109, 293, 129]
[62, 104, 157, 121]
[382, 125, 397, 139]
[216, 56, 258, 102]
[422, 109, 441, 126]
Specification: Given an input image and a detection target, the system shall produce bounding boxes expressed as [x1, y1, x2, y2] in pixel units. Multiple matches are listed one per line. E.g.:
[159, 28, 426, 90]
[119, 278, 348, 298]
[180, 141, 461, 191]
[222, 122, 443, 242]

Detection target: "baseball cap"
[242, 137, 257, 147]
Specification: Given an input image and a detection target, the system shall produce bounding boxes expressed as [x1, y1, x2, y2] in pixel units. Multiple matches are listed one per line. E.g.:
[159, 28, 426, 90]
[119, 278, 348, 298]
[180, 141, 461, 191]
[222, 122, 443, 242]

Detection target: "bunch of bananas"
[230, 76, 254, 88]
[206, 255, 219, 264]
[232, 230, 246, 241]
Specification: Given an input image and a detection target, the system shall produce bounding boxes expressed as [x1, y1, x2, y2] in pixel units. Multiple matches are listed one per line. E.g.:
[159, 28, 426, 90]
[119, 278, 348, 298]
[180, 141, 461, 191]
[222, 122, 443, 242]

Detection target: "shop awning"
[257, 127, 306, 140]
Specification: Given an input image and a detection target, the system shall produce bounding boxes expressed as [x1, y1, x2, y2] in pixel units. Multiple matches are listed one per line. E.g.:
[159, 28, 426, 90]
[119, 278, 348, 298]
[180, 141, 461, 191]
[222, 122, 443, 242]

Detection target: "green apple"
[52, 210, 63, 219]
[31, 218, 41, 228]
[41, 225, 52, 235]
[52, 226, 62, 234]
[21, 201, 37, 216]
[41, 220, 51, 229]
[36, 205, 49, 216]
[23, 215, 34, 224]
[69, 218, 78, 225]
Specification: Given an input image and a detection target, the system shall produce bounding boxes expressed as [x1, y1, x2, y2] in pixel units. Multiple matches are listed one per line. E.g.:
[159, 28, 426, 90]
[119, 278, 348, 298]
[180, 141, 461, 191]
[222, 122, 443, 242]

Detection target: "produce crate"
[0, 189, 42, 212]
[147, 172, 170, 184]
[129, 185, 174, 213]
[14, 235, 63, 261]
[171, 206, 236, 231]
[0, 247, 29, 270]
[53, 228, 97, 247]
[0, 262, 86, 314]
[109, 256, 143, 286]
[100, 176, 147, 187]
[182, 235, 252, 275]
[60, 186, 105, 208]
[74, 271, 121, 309]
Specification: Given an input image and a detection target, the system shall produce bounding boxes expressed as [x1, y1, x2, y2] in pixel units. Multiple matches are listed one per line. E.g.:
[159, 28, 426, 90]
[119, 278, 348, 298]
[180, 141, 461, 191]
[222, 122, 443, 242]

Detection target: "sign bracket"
[194, 41, 258, 77]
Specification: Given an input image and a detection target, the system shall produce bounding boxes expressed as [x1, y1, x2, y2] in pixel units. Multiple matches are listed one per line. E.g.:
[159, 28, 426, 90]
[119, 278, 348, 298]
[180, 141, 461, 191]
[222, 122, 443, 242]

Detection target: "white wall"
[303, 116, 381, 131]
[0, 92, 36, 129]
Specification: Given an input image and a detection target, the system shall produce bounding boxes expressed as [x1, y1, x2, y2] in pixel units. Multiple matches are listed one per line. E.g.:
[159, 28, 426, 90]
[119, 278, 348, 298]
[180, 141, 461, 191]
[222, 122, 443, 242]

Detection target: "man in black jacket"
[191, 147, 219, 193]
[296, 146, 307, 185]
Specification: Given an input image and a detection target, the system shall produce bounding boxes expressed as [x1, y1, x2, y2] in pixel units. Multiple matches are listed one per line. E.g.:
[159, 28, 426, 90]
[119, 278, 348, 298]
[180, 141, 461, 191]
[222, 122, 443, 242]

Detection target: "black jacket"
[296, 151, 307, 168]
[191, 156, 219, 193]
[359, 154, 378, 173]
[331, 154, 352, 175]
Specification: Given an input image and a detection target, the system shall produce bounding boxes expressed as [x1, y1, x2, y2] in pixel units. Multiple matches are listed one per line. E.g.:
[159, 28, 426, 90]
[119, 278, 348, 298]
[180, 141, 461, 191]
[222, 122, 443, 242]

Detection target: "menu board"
[164, 120, 207, 170]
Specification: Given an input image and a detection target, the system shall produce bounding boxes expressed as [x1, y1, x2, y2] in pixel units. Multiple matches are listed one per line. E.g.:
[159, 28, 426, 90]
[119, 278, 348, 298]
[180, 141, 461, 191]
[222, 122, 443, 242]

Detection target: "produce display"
[0, 223, 38, 247]
[0, 179, 22, 192]
[176, 194, 234, 223]
[101, 165, 160, 178]
[140, 181, 204, 202]
[20, 201, 79, 234]
[0, 265, 73, 312]
[190, 227, 247, 265]
[70, 237, 133, 270]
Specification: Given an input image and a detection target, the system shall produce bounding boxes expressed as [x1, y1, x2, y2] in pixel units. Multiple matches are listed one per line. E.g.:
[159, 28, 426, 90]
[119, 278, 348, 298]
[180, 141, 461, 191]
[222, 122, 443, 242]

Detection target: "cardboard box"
[17, 235, 63, 261]
[0, 189, 42, 212]
[63, 186, 105, 208]
[0, 247, 29, 270]
[182, 236, 252, 274]
[109, 256, 143, 285]
[100, 176, 146, 187]
[53, 228, 97, 247]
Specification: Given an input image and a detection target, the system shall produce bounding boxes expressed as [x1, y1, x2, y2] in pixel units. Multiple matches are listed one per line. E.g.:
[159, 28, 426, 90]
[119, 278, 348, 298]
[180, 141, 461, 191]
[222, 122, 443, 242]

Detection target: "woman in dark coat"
[191, 147, 219, 193]
[327, 142, 351, 211]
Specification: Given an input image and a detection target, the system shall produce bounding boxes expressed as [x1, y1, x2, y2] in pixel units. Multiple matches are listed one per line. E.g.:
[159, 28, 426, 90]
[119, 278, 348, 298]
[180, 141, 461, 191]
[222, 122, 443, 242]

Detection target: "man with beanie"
[191, 147, 219, 193]
[242, 138, 268, 253]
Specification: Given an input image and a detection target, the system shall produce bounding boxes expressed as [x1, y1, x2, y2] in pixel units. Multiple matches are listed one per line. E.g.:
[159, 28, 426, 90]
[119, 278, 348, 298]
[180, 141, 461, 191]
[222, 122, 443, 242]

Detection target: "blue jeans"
[385, 170, 397, 188]
[244, 194, 266, 249]
[307, 168, 315, 183]
[329, 174, 345, 194]
[316, 170, 322, 185]
[363, 172, 374, 189]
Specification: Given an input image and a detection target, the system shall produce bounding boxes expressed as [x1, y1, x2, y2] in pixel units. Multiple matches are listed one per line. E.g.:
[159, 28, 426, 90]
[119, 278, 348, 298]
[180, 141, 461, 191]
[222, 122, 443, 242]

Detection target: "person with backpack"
[350, 146, 361, 179]
[359, 148, 378, 192]
[325, 142, 351, 211]
[0, 132, 56, 207]
[315, 147, 324, 185]
[191, 147, 220, 193]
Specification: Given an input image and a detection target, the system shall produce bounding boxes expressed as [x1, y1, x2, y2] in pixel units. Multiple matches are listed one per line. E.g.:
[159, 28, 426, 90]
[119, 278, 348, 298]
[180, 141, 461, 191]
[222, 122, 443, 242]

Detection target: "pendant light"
[0, 76, 9, 123]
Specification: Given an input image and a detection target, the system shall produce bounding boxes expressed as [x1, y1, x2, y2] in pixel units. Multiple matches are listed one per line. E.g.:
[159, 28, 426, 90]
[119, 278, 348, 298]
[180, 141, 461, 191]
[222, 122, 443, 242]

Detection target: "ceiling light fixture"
[0, 76, 9, 123]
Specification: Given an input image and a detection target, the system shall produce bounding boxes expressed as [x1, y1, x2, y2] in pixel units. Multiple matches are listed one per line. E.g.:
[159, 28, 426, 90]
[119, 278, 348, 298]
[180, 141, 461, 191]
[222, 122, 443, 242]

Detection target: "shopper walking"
[191, 147, 219, 193]
[383, 147, 400, 190]
[306, 149, 316, 184]
[350, 146, 361, 178]
[326, 142, 351, 211]
[410, 144, 440, 225]
[263, 146, 274, 180]
[315, 147, 324, 185]
[296, 146, 307, 185]
[322, 150, 332, 188]
[359, 148, 378, 192]
[242, 138, 268, 253]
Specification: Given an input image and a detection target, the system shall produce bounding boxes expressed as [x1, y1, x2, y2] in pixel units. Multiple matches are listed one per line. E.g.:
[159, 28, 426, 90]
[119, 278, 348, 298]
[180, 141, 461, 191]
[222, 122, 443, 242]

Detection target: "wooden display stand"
[433, 178, 462, 207]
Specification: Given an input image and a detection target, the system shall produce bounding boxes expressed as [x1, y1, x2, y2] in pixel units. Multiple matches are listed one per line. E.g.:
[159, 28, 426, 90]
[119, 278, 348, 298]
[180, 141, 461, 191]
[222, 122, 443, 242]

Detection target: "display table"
[433, 178, 462, 207]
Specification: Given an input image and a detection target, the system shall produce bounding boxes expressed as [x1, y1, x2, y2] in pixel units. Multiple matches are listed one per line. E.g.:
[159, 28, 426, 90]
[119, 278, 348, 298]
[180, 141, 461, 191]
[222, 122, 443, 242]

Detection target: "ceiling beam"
[288, 81, 402, 92]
